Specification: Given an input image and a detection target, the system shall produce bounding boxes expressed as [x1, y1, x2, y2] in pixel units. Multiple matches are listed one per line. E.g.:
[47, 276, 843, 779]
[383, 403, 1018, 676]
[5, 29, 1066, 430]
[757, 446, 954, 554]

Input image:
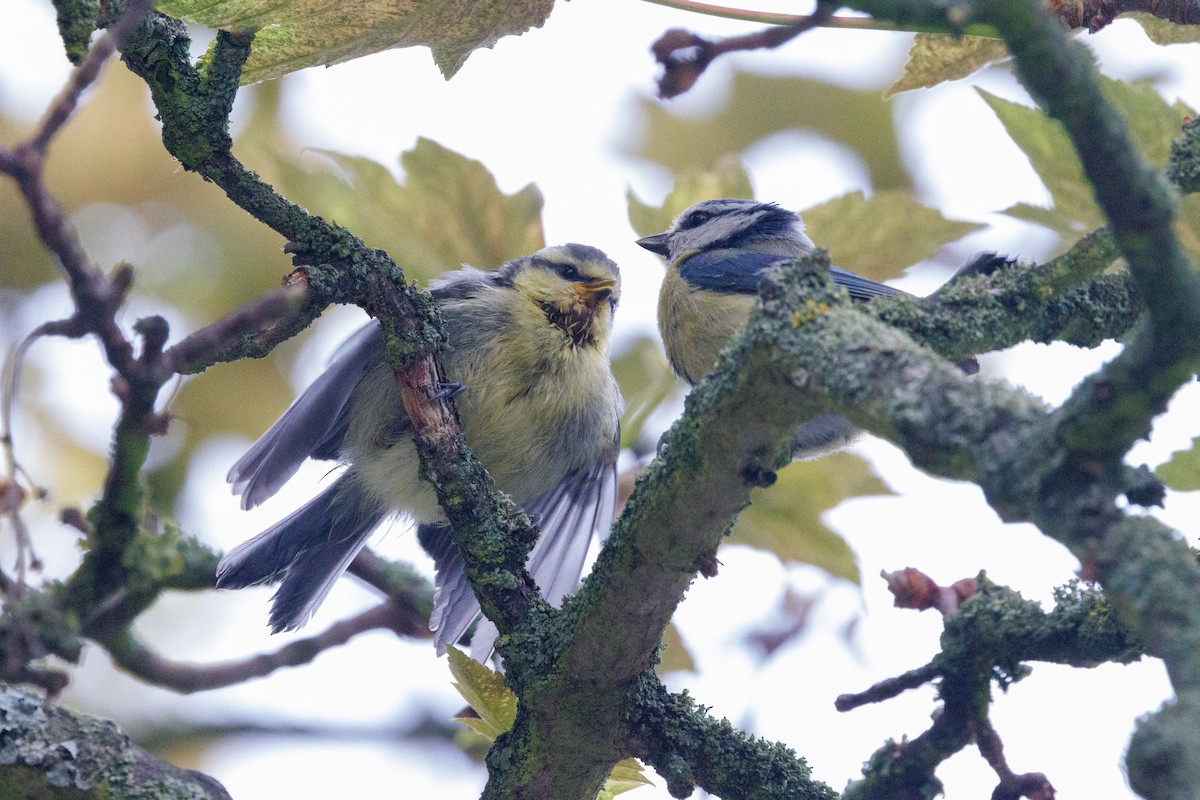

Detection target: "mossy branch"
[0, 682, 233, 799]
[628, 673, 838, 799]
[842, 577, 1141, 796]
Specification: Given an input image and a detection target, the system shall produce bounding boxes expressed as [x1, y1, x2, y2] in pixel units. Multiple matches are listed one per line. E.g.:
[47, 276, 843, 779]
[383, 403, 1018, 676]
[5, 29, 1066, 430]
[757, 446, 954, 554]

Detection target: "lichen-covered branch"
[0, 681, 232, 799]
[872, 251, 1138, 366]
[627, 673, 838, 799]
[1168, 117, 1200, 193]
[733, 242, 1198, 796]
[648, 0, 1200, 99]
[0, 0, 173, 630]
[842, 574, 1139, 798]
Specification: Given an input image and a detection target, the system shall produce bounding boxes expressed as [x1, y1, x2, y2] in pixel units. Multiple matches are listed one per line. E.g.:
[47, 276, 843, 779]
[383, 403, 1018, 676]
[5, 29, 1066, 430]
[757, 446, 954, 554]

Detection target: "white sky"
[2, 1, 1199, 799]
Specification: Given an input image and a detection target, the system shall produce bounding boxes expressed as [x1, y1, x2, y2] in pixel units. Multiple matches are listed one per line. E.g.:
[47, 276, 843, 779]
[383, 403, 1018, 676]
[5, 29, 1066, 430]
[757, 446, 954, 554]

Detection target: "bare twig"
[834, 662, 941, 712]
[163, 283, 310, 374]
[99, 602, 424, 693]
[976, 716, 1056, 799]
[651, 1, 836, 98]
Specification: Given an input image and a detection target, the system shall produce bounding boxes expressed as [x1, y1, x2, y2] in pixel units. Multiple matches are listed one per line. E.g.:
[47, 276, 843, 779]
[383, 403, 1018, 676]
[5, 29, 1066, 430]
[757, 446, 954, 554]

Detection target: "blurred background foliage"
[2, 6, 1199, 791]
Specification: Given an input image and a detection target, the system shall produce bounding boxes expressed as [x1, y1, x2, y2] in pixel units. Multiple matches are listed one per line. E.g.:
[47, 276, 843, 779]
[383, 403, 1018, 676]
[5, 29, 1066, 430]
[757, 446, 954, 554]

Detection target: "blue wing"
[678, 250, 782, 293]
[216, 474, 387, 632]
[830, 265, 905, 301]
[679, 250, 905, 301]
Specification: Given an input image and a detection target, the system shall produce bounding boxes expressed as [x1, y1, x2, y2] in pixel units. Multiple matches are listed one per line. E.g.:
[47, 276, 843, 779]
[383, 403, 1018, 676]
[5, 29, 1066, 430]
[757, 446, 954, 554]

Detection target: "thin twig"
[100, 602, 420, 693]
[834, 662, 941, 712]
[651, 1, 837, 97]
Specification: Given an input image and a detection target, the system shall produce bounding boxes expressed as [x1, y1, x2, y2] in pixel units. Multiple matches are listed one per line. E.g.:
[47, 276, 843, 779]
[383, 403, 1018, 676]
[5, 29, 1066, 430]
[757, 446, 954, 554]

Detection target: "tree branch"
[0, 681, 232, 799]
[628, 672, 838, 799]
[843, 575, 1138, 797]
[98, 601, 426, 693]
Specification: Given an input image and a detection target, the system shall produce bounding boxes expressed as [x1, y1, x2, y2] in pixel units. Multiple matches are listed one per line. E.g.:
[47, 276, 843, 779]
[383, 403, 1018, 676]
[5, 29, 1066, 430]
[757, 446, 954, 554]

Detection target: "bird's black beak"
[636, 233, 670, 256]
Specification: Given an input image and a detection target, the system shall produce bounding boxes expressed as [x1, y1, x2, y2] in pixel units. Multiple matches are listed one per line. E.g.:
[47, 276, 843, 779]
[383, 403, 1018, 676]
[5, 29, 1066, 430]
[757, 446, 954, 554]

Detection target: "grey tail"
[216, 474, 386, 633]
[791, 413, 859, 460]
[418, 523, 478, 655]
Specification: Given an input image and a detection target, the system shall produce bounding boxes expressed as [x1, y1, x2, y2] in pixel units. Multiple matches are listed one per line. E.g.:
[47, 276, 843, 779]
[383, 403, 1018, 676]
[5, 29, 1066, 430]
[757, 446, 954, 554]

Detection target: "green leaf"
[802, 190, 983, 281]
[273, 138, 544, 282]
[612, 336, 678, 449]
[626, 157, 754, 238]
[886, 33, 1008, 97]
[981, 80, 1196, 242]
[979, 88, 1104, 237]
[622, 72, 912, 192]
[447, 646, 517, 741]
[447, 648, 654, 797]
[156, 0, 556, 82]
[1125, 13, 1200, 45]
[1156, 435, 1200, 491]
[728, 452, 890, 584]
[1101, 78, 1196, 166]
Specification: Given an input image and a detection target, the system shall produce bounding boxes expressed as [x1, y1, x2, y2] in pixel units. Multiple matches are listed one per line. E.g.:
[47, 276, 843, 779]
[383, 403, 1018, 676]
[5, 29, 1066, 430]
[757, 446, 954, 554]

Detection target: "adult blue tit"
[637, 198, 985, 457]
[217, 244, 624, 659]
[636, 198, 905, 386]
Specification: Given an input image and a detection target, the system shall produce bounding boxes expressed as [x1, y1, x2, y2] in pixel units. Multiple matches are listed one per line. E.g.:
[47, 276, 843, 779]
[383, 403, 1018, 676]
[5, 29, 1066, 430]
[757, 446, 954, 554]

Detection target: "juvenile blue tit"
[638, 198, 919, 457]
[217, 244, 623, 658]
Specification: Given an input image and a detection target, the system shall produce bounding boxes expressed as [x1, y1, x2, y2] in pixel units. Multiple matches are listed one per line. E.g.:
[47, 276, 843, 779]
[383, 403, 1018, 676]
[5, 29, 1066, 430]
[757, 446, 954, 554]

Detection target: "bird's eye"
[556, 263, 582, 281]
[682, 210, 712, 229]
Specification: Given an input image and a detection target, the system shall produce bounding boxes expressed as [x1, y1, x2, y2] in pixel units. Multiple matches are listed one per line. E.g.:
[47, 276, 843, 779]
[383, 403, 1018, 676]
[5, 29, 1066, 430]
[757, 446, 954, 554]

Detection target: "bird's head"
[636, 198, 813, 265]
[503, 243, 621, 348]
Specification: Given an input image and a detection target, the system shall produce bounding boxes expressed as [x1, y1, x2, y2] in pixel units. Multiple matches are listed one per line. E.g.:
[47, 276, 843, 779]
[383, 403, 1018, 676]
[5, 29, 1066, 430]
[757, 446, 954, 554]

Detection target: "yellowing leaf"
[447, 648, 655, 797]
[886, 33, 1007, 97]
[156, 0, 557, 83]
[657, 622, 696, 674]
[802, 190, 982, 281]
[729, 452, 891, 584]
[627, 157, 754, 238]
[1125, 13, 1200, 45]
[597, 759, 655, 799]
[273, 139, 544, 282]
[447, 646, 517, 740]
[1176, 194, 1200, 261]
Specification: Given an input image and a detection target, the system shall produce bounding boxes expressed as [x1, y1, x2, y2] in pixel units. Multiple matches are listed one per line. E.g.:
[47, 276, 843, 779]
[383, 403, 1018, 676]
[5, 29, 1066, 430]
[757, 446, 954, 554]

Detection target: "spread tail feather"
[420, 458, 618, 660]
[217, 475, 386, 633]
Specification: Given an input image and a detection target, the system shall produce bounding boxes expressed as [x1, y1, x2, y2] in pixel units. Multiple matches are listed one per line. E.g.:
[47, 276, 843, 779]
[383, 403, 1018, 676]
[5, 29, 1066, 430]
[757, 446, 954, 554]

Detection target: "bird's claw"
[432, 381, 465, 401]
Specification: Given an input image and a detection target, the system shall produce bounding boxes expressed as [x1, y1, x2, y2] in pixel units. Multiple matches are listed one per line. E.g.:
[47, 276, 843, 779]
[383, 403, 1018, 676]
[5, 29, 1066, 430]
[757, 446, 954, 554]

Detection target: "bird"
[216, 244, 624, 659]
[637, 198, 984, 456]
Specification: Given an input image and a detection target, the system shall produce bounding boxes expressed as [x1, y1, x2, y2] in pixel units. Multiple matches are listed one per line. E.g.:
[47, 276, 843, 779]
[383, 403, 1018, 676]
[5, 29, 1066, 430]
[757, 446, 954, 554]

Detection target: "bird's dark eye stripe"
[681, 210, 712, 229]
[534, 259, 588, 282]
